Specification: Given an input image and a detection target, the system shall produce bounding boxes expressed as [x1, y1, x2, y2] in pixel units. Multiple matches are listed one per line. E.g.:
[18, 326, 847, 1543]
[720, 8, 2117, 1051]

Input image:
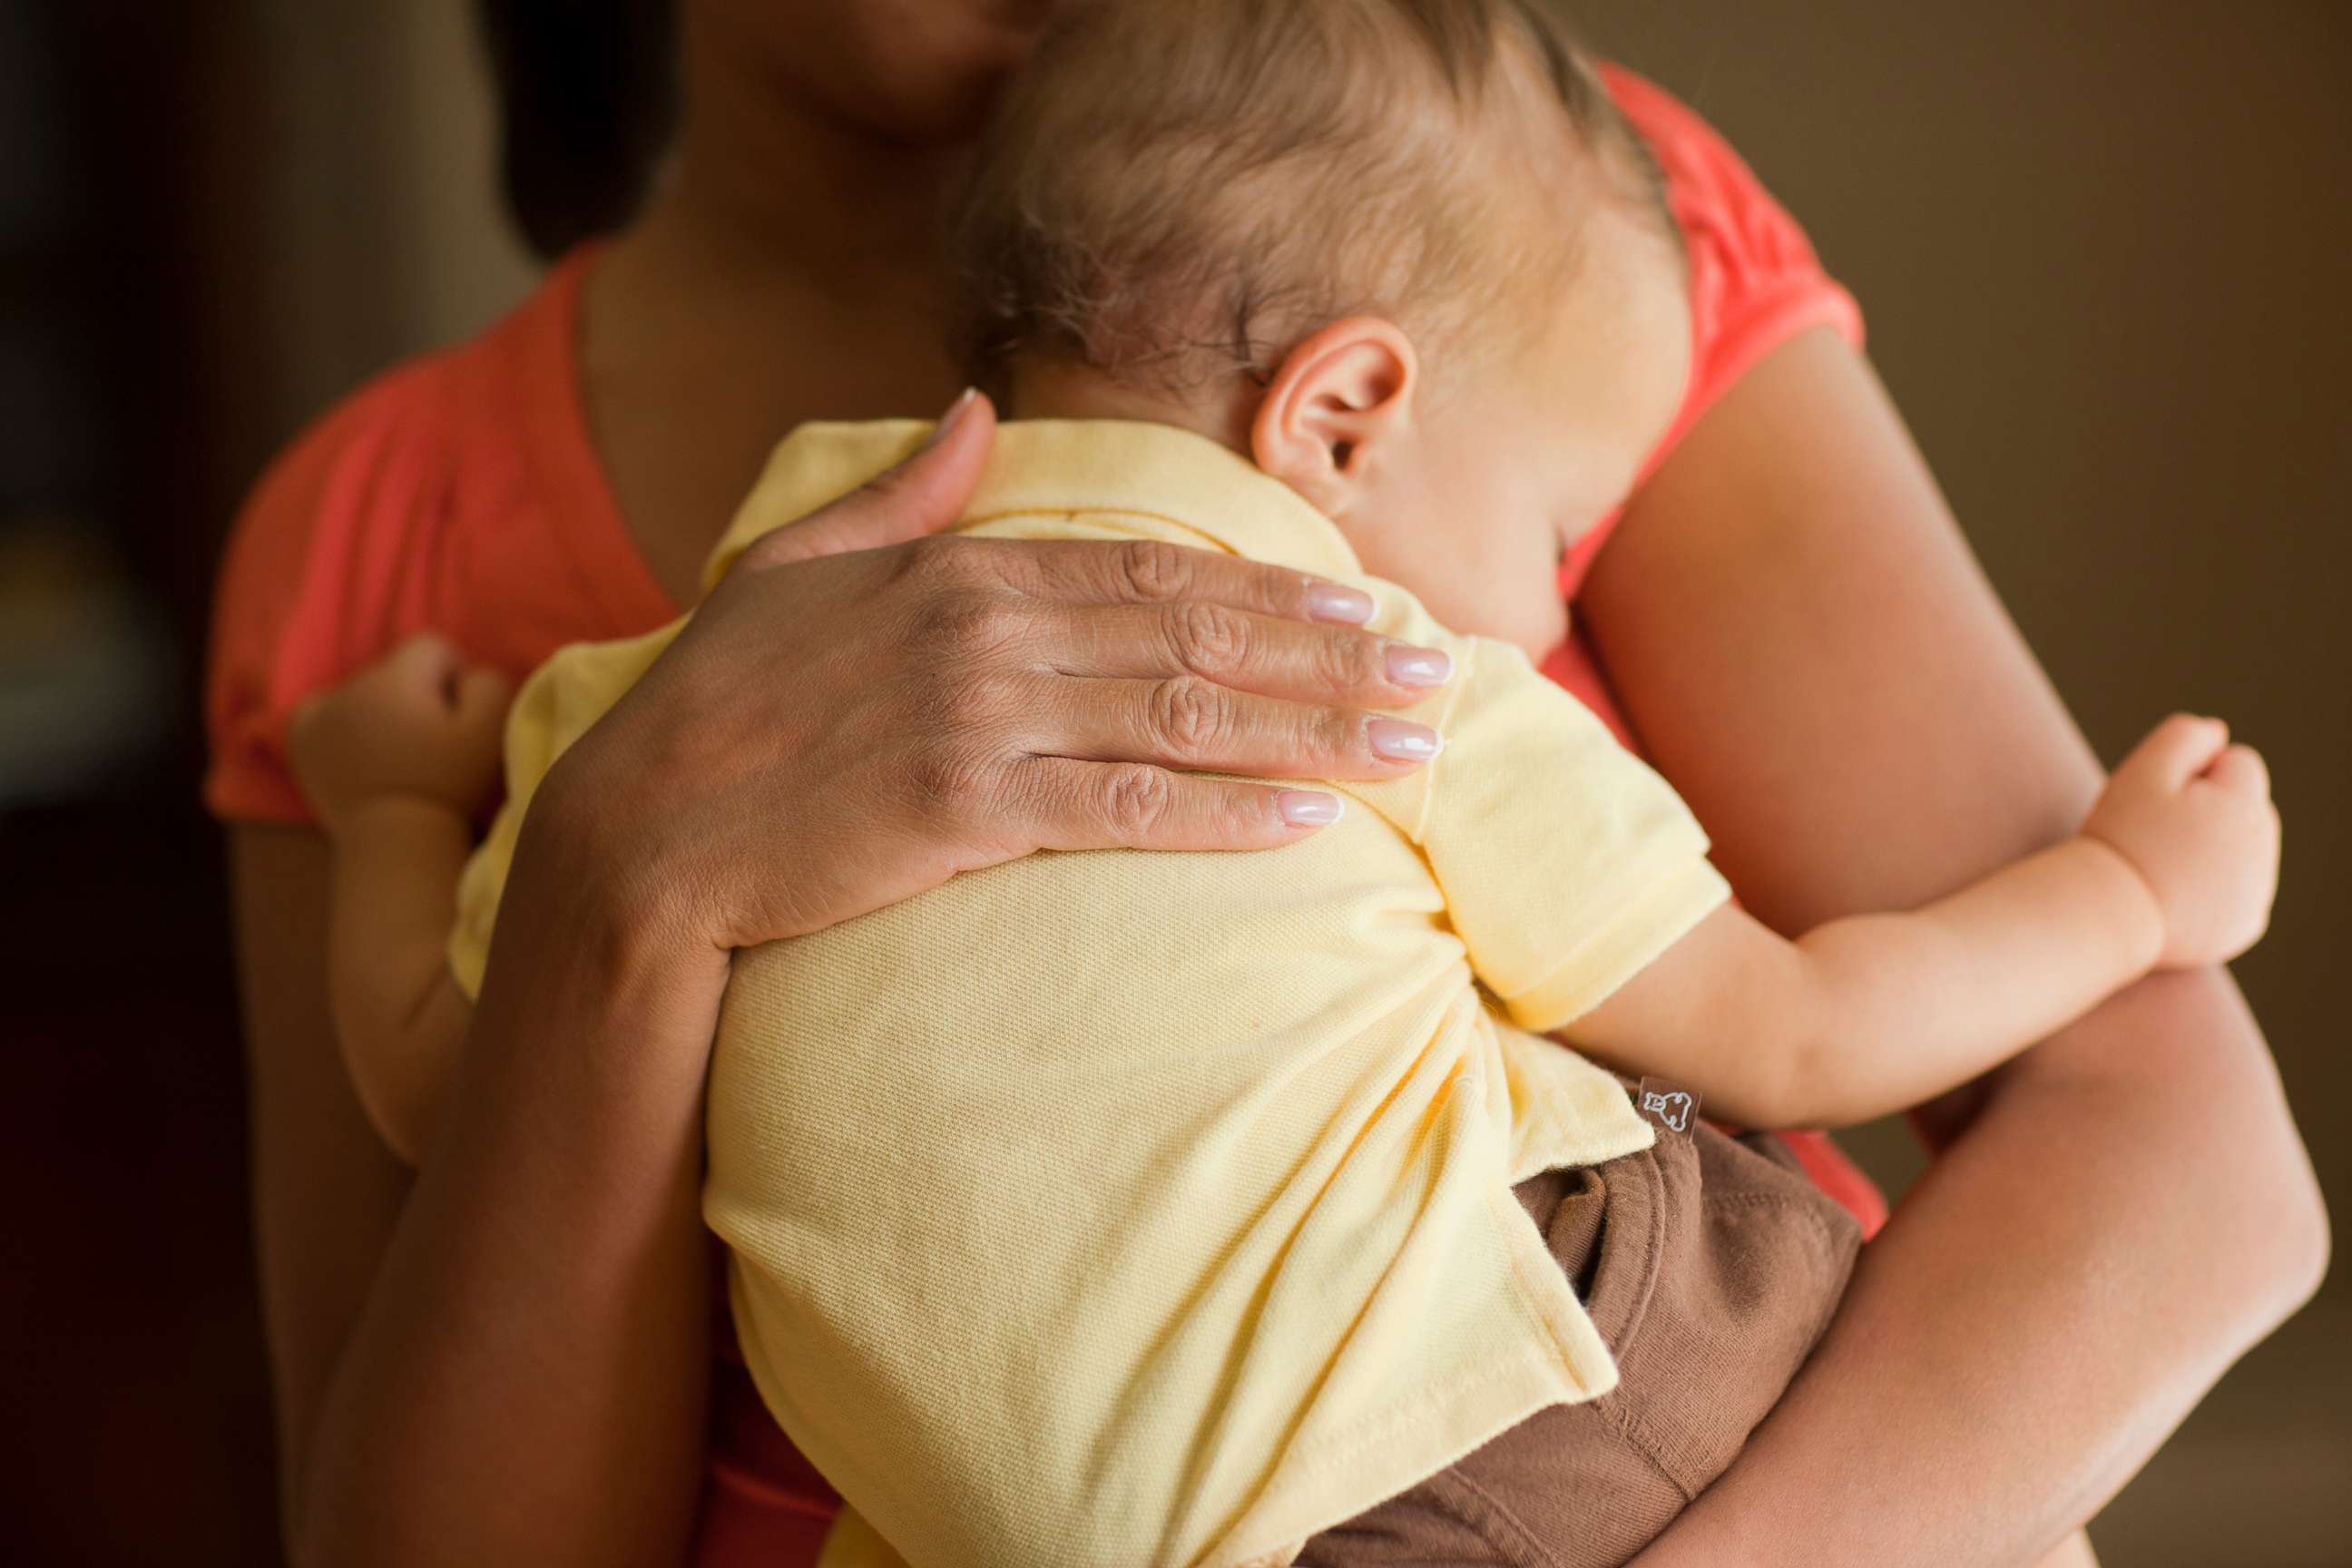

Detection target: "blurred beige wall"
[240, 3, 2347, 1563]
[248, 0, 538, 432]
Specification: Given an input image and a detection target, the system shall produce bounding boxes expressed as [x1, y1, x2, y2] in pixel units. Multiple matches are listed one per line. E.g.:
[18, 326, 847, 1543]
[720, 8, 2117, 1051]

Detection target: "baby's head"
[948, 0, 1693, 657]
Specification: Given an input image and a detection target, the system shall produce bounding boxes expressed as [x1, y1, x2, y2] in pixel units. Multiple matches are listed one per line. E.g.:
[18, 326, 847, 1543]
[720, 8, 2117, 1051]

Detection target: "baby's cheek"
[1424, 569, 1571, 664]
[1509, 587, 1575, 668]
[1348, 505, 1566, 652]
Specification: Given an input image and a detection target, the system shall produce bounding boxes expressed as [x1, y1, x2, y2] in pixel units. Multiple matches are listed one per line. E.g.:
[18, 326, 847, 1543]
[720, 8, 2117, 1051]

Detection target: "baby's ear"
[1251, 318, 1419, 519]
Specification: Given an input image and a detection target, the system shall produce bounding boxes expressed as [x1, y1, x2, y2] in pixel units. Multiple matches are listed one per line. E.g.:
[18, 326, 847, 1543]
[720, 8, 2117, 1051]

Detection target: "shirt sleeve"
[1434, 638, 1730, 1031]
[1606, 64, 1866, 432]
[202, 362, 454, 825]
[1560, 67, 1867, 601]
[1341, 602, 1730, 1034]
[446, 622, 680, 999]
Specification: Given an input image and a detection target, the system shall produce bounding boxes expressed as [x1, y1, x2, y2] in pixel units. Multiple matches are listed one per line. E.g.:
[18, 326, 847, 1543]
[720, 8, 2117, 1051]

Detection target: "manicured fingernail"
[1385, 644, 1454, 688]
[1368, 719, 1444, 762]
[1277, 789, 1344, 827]
[922, 387, 978, 449]
[1306, 582, 1376, 624]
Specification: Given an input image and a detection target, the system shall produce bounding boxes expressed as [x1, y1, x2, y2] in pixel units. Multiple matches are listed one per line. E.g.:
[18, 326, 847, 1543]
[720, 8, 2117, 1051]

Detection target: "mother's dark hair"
[475, 0, 677, 259]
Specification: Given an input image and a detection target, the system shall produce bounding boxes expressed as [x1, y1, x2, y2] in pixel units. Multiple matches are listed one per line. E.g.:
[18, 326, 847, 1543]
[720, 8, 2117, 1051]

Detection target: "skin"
[1017, 166, 1696, 667]
[286, 637, 511, 1162]
[226, 0, 2328, 1562]
[1250, 231, 1700, 666]
[1599, 328, 2326, 1566]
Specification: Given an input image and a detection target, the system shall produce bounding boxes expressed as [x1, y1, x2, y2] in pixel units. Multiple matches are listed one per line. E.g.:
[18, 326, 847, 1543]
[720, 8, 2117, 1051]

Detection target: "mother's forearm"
[294, 810, 722, 1568]
[1634, 965, 2326, 1568]
[1581, 327, 2328, 1562]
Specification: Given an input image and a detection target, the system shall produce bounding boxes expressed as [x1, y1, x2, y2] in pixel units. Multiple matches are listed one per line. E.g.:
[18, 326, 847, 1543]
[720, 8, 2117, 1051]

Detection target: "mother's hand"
[533, 391, 1452, 966]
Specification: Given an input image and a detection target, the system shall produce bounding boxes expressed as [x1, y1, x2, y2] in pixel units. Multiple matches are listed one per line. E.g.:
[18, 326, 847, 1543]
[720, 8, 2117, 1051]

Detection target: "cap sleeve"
[1427, 638, 1730, 1031]
[202, 363, 457, 825]
[1338, 594, 1730, 1034]
[1606, 65, 1865, 431]
[1561, 69, 1868, 600]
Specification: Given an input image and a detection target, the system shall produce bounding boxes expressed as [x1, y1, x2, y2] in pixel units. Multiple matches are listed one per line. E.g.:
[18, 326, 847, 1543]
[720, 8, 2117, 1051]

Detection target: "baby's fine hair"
[947, 0, 1673, 401]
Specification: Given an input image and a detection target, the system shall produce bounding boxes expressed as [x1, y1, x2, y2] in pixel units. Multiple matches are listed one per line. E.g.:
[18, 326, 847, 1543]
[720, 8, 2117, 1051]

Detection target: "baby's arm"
[1563, 714, 2278, 1129]
[289, 633, 510, 1164]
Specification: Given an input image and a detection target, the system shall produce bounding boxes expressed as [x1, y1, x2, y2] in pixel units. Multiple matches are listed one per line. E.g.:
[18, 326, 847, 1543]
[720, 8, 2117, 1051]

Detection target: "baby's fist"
[2082, 714, 2280, 967]
[289, 633, 514, 829]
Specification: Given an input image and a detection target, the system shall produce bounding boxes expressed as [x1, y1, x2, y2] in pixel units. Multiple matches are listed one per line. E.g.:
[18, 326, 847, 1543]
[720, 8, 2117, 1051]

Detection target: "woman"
[209, 3, 2327, 1563]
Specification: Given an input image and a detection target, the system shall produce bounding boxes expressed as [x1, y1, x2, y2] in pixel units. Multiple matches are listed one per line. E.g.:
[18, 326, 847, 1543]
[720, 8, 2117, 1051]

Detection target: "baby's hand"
[289, 632, 514, 831]
[2082, 713, 2280, 967]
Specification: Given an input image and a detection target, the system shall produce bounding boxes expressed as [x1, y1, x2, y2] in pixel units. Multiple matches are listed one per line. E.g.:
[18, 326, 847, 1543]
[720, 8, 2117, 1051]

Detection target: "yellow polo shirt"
[449, 420, 1730, 1568]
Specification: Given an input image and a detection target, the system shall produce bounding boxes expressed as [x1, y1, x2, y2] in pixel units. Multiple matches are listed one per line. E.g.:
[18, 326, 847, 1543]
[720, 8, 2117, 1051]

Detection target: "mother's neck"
[629, 20, 965, 308]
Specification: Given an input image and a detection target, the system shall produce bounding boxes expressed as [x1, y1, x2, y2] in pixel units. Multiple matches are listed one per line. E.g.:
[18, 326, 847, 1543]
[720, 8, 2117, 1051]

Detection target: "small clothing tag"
[1637, 1076, 1700, 1136]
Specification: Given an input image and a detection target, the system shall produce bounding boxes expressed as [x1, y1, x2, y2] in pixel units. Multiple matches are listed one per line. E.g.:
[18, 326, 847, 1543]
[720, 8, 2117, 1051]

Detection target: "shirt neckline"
[529, 256, 1379, 616]
[702, 417, 1367, 591]
[514, 244, 686, 628]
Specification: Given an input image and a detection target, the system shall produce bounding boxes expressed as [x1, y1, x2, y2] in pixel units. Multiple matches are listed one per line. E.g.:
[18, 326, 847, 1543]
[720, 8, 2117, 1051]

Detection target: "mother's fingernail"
[1368, 719, 1444, 762]
[922, 387, 978, 449]
[1277, 790, 1344, 827]
[1385, 644, 1454, 688]
[1307, 582, 1376, 624]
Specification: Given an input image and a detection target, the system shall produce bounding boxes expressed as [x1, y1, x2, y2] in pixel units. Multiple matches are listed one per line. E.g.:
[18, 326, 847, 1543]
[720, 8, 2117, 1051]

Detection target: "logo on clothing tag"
[1637, 1076, 1699, 1136]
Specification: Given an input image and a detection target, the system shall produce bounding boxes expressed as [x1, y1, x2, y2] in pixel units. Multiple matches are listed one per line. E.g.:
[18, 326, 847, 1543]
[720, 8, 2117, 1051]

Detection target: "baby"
[289, 3, 2281, 1566]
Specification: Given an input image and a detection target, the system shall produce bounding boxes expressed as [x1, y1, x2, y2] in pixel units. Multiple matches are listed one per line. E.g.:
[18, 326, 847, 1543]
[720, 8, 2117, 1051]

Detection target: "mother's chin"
[691, 0, 1073, 148]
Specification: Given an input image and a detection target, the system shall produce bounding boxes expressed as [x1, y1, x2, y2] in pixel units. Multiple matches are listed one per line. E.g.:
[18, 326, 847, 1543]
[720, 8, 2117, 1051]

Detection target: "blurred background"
[0, 2, 2342, 1563]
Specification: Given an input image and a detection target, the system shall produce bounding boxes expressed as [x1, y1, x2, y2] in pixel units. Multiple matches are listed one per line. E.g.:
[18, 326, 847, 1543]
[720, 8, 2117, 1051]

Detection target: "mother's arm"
[235, 817, 720, 1568]
[1601, 328, 2328, 1566]
[234, 400, 1455, 1566]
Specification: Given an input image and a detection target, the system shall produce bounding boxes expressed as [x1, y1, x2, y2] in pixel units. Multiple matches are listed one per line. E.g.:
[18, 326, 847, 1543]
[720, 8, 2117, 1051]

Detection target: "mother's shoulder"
[230, 261, 578, 558]
[205, 263, 589, 823]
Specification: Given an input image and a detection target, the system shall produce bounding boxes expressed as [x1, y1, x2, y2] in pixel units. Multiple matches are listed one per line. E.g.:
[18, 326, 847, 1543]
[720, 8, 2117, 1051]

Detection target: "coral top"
[205, 68, 1877, 1565]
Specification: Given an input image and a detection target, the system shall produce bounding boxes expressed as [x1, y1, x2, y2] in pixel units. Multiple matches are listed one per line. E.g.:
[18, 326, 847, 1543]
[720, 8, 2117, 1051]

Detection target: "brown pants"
[1298, 1118, 1862, 1568]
